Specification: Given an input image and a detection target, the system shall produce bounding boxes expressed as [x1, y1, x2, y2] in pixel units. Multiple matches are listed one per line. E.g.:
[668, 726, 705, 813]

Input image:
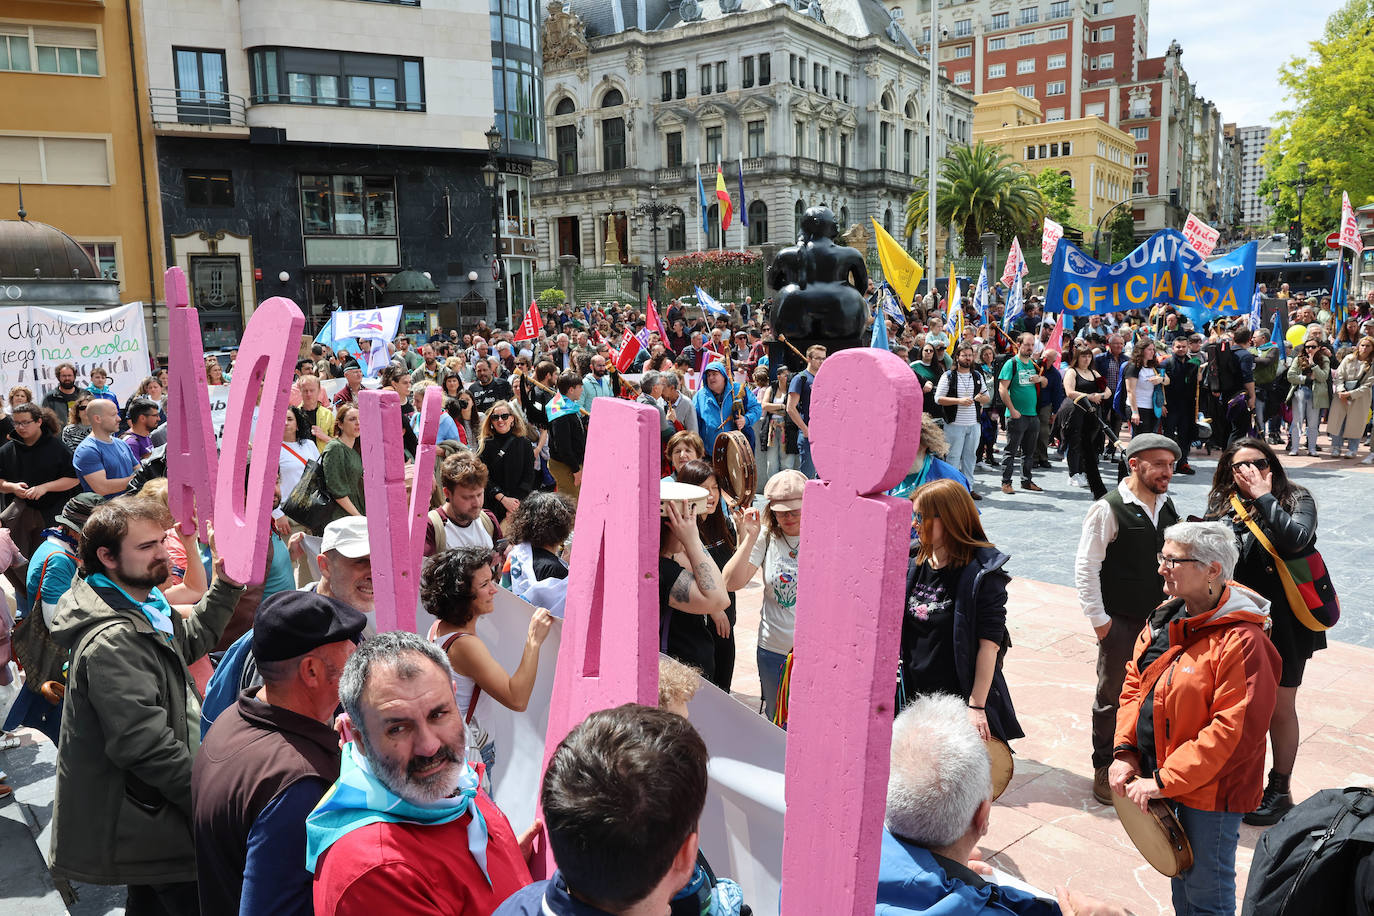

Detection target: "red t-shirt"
[313, 792, 533, 915]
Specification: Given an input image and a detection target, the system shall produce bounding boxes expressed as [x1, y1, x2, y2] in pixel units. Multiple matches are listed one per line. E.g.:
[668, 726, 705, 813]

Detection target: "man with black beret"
[192, 590, 366, 916]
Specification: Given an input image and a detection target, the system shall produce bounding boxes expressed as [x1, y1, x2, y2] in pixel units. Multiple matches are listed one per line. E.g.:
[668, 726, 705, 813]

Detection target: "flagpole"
[737, 154, 745, 253]
[717, 157, 723, 252]
[695, 160, 703, 253]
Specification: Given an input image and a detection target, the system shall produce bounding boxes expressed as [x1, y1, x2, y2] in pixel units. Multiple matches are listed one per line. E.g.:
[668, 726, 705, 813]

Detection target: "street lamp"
[979, 230, 999, 303]
[484, 125, 506, 324]
[1093, 197, 1137, 261]
[1275, 161, 1323, 262]
[634, 183, 682, 307]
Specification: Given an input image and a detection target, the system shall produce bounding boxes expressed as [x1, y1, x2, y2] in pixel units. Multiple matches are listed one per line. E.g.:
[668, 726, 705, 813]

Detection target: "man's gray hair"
[886, 693, 991, 848]
[640, 370, 660, 392]
[338, 630, 453, 746]
[1161, 520, 1238, 581]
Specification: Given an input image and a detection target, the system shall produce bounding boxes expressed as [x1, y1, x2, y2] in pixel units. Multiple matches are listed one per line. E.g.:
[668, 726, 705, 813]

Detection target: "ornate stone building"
[533, 0, 974, 272]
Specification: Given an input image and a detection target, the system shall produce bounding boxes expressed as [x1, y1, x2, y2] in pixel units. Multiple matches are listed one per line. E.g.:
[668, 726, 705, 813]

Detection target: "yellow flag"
[948, 263, 963, 339]
[871, 219, 923, 312]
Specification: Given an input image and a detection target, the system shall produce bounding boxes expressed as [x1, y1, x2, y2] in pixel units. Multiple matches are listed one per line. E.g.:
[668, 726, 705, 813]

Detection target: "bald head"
[87, 398, 120, 435]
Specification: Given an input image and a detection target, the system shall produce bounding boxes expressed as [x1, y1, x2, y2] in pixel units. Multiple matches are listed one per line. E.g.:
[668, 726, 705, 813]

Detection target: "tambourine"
[712, 429, 757, 513]
[986, 737, 1014, 802]
[660, 480, 711, 517]
[1113, 786, 1193, 877]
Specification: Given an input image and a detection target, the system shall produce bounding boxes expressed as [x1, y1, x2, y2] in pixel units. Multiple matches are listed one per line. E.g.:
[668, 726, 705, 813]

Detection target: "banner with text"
[1181, 212, 1221, 258]
[1046, 229, 1257, 318]
[0, 302, 149, 403]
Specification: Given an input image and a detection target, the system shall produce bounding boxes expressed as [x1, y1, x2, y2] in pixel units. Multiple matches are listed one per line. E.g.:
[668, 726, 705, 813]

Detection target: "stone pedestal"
[559, 255, 578, 309]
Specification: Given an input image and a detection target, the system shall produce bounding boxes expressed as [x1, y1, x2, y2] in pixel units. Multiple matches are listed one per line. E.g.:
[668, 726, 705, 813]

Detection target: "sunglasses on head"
[1233, 457, 1270, 472]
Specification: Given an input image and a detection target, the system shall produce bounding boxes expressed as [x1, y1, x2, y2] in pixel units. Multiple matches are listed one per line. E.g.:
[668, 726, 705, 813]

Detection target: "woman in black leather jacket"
[1206, 437, 1323, 826]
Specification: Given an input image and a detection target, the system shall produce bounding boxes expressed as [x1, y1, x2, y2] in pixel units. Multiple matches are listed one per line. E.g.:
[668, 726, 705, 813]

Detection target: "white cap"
[321, 516, 370, 558]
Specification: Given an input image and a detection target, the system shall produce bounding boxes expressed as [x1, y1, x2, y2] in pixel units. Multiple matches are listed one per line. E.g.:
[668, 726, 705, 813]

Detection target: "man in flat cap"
[192, 589, 367, 916]
[1073, 432, 1180, 806]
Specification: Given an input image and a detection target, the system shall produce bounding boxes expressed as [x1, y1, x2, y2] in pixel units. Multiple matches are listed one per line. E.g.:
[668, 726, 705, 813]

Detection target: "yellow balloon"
[1285, 324, 1308, 349]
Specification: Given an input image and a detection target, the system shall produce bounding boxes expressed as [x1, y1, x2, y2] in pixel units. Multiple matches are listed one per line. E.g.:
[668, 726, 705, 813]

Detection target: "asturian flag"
[695, 286, 729, 319]
[881, 284, 906, 327]
[971, 257, 991, 326]
[1004, 273, 1025, 330]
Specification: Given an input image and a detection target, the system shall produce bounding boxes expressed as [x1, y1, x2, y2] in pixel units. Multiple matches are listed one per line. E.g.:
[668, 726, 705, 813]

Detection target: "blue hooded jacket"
[877, 830, 1058, 915]
[692, 360, 761, 454]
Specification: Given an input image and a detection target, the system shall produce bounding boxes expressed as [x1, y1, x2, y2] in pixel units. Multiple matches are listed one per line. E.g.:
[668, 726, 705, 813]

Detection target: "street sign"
[492, 258, 502, 281]
[1326, 231, 1341, 250]
[660, 257, 670, 275]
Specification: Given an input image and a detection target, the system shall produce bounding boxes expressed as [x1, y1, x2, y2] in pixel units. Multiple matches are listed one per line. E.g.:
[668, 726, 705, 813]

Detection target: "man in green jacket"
[48, 497, 245, 913]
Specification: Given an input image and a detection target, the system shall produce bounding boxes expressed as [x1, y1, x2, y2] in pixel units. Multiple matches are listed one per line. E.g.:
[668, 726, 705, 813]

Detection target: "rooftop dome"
[381, 268, 440, 305]
[0, 218, 101, 280]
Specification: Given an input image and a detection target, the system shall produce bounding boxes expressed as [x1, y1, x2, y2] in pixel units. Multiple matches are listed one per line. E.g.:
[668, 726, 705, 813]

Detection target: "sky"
[1145, 0, 1345, 127]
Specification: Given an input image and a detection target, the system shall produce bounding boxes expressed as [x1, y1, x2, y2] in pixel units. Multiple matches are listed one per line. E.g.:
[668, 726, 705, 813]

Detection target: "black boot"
[1244, 769, 1295, 826]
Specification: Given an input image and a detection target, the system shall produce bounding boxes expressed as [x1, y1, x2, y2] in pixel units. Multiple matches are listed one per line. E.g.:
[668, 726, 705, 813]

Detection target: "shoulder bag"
[281, 452, 335, 536]
[10, 551, 77, 695]
[1230, 495, 1339, 631]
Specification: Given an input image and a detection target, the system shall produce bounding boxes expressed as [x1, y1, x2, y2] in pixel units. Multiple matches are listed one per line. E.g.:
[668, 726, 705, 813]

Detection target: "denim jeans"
[757, 646, 789, 721]
[797, 435, 817, 478]
[1171, 804, 1242, 916]
[943, 422, 979, 481]
[1002, 414, 1039, 484]
[1288, 387, 1318, 453]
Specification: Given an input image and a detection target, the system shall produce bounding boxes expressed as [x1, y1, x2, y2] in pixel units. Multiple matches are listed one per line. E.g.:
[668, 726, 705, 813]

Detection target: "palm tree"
[905, 141, 1046, 255]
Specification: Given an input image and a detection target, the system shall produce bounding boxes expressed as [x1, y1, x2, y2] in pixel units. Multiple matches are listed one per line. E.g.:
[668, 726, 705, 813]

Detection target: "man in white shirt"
[424, 451, 498, 556]
[935, 342, 990, 499]
[1072, 433, 1180, 806]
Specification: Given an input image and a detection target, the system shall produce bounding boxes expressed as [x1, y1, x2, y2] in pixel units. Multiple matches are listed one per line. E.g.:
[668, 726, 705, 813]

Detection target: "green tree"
[905, 141, 1046, 256]
[1261, 0, 1374, 249]
[1035, 168, 1079, 229]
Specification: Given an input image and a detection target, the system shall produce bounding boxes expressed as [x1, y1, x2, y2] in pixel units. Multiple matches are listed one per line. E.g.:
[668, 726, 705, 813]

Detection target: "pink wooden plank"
[532, 397, 660, 876]
[213, 296, 304, 585]
[779, 348, 922, 916]
[358, 385, 444, 634]
[164, 267, 218, 541]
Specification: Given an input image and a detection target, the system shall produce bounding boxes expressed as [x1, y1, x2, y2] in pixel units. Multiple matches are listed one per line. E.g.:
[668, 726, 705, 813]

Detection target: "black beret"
[252, 590, 368, 662]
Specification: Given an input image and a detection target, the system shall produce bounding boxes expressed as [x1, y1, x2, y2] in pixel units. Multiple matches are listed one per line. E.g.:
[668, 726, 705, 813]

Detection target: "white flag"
[1182, 212, 1221, 258]
[1339, 191, 1364, 255]
[1041, 218, 1064, 264]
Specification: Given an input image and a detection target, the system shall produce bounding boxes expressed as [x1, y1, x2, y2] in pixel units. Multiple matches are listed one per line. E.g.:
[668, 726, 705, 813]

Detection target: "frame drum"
[712, 430, 758, 511]
[986, 738, 1014, 801]
[1113, 790, 1194, 877]
[659, 480, 712, 517]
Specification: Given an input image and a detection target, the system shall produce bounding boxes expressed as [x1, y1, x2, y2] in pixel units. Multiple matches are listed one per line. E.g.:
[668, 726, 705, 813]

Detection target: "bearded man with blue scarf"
[308, 631, 534, 915]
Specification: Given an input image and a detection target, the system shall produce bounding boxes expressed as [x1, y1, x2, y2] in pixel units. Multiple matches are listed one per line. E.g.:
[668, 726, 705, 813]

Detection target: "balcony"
[149, 88, 249, 136]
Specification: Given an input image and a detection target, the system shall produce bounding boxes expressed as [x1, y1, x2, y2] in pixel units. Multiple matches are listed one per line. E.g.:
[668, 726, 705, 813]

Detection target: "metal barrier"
[148, 88, 248, 127]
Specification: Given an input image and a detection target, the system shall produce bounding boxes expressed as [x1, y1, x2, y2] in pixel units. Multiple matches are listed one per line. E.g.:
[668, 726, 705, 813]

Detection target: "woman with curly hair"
[422, 546, 554, 778]
[503, 491, 575, 615]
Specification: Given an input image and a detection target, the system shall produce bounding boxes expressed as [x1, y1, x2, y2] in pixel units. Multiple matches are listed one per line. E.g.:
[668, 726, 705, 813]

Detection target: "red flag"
[1045, 311, 1064, 354]
[716, 166, 733, 232]
[514, 301, 540, 342]
[646, 298, 671, 351]
[613, 328, 640, 373]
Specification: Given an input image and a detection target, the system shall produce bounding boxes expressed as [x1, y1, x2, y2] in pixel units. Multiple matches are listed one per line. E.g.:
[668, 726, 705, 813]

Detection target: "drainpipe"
[125, 0, 161, 361]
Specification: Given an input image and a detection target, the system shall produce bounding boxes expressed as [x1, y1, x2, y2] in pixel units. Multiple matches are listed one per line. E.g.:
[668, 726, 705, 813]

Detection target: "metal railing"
[149, 88, 248, 127]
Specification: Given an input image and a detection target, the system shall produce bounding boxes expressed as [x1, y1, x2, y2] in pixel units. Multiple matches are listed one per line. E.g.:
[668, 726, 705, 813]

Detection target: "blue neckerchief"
[87, 572, 174, 640]
[887, 454, 934, 500]
[40, 527, 79, 551]
[88, 384, 113, 397]
[305, 741, 489, 881]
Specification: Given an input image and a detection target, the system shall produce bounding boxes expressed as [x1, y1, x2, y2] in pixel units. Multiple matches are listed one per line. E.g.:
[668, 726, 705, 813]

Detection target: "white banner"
[0, 302, 149, 404]
[209, 384, 230, 446]
[1041, 218, 1064, 265]
[1182, 212, 1220, 258]
[478, 590, 787, 916]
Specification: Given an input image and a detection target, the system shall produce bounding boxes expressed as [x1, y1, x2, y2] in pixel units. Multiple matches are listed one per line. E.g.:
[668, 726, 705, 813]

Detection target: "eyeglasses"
[914, 511, 938, 526]
[12, 419, 36, 427]
[1304, 345, 1319, 351]
[1233, 457, 1270, 472]
[490, 413, 513, 421]
[773, 508, 800, 519]
[1157, 553, 1204, 570]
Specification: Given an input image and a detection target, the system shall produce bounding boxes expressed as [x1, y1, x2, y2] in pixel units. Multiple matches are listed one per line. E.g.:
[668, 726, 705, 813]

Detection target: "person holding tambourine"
[1110, 520, 1279, 916]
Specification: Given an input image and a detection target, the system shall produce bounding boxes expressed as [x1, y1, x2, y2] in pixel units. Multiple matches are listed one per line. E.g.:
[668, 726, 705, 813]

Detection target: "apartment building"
[1238, 124, 1272, 229]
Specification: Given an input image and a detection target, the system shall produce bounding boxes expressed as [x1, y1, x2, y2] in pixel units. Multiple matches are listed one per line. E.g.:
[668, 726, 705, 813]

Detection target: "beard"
[118, 558, 170, 590]
[371, 741, 464, 804]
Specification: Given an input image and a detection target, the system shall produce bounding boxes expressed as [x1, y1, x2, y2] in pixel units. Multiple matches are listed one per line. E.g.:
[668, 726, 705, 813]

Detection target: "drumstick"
[776, 334, 807, 361]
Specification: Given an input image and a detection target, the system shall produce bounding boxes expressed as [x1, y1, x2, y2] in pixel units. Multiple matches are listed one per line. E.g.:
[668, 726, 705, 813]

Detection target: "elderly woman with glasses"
[1285, 337, 1329, 457]
[1109, 520, 1280, 916]
[476, 399, 535, 522]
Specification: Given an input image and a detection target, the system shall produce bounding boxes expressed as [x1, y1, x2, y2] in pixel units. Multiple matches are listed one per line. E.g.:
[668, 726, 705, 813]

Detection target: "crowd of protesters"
[0, 275, 1364, 916]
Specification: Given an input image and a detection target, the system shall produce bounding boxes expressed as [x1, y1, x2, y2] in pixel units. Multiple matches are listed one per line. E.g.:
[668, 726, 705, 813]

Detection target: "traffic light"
[1287, 222, 1300, 261]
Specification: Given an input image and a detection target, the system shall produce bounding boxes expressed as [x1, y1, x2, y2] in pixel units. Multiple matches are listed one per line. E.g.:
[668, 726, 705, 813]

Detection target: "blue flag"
[695, 286, 729, 318]
[1273, 306, 1287, 361]
[870, 310, 890, 350]
[313, 314, 361, 358]
[881, 284, 906, 327]
[1333, 254, 1347, 327]
[697, 166, 710, 235]
[972, 257, 991, 327]
[737, 159, 748, 227]
[1004, 274, 1024, 331]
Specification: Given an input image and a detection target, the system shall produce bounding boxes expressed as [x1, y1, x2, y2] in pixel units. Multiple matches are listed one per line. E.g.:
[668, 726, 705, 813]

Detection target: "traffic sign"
[660, 257, 670, 275]
[1327, 231, 1341, 250]
[492, 258, 502, 281]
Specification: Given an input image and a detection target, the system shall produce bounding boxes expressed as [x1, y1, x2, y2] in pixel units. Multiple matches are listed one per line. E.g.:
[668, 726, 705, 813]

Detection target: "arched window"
[883, 206, 893, 234]
[881, 91, 894, 111]
[667, 210, 686, 251]
[794, 199, 806, 240]
[707, 204, 721, 248]
[602, 117, 626, 169]
[839, 206, 849, 229]
[554, 97, 575, 116]
[600, 88, 623, 108]
[904, 101, 915, 119]
[748, 201, 768, 245]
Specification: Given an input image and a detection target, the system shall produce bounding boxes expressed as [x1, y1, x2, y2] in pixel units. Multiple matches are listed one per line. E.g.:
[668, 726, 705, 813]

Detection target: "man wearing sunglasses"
[1073, 432, 1180, 805]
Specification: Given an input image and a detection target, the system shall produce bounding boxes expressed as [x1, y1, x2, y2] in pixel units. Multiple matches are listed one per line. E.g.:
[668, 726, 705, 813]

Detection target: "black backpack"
[1242, 786, 1374, 916]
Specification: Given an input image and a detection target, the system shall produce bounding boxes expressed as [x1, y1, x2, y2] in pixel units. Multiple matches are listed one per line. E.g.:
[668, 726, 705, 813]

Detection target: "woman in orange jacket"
[1109, 520, 1280, 916]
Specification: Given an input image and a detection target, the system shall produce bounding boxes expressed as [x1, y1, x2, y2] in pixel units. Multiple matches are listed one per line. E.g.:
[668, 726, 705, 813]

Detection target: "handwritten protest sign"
[1182, 212, 1221, 258]
[0, 303, 149, 403]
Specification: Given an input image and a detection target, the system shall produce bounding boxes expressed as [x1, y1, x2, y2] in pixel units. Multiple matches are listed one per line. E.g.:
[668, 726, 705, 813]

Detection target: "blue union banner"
[1046, 229, 1258, 319]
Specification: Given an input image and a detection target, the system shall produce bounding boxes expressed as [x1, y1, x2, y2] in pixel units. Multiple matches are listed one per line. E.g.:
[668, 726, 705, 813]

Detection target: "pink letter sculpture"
[779, 348, 922, 916]
[213, 296, 304, 585]
[533, 397, 661, 875]
[359, 385, 444, 633]
[164, 267, 218, 541]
